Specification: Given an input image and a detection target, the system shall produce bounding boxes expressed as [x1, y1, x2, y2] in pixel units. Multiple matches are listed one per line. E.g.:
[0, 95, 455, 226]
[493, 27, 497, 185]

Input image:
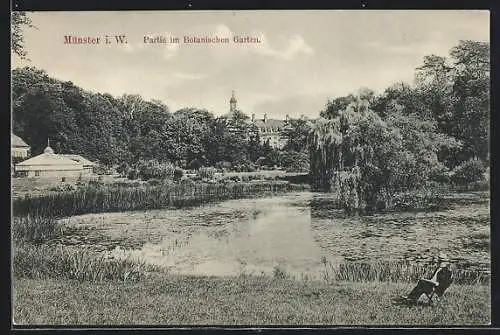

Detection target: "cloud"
[192, 24, 314, 61]
[172, 72, 206, 80]
[163, 42, 180, 59]
[254, 34, 314, 60]
[124, 32, 180, 59]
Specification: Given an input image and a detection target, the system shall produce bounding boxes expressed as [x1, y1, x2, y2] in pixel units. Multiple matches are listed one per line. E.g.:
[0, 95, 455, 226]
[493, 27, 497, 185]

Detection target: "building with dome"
[14, 143, 86, 179]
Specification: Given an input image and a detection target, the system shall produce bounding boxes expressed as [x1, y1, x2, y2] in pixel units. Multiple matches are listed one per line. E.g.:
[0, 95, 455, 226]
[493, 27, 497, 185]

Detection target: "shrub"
[272, 266, 290, 280]
[187, 159, 202, 170]
[173, 167, 184, 181]
[198, 167, 217, 180]
[136, 159, 175, 181]
[127, 168, 139, 180]
[451, 159, 486, 186]
[116, 162, 129, 176]
[215, 161, 232, 171]
[147, 178, 161, 186]
[88, 178, 105, 188]
[180, 176, 195, 187]
[50, 184, 76, 192]
[389, 188, 446, 212]
[429, 165, 452, 185]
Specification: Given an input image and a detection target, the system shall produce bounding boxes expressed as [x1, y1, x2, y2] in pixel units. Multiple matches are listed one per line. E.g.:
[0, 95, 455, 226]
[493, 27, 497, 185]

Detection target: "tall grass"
[12, 242, 158, 282]
[13, 181, 308, 218]
[12, 215, 62, 245]
[322, 261, 489, 285]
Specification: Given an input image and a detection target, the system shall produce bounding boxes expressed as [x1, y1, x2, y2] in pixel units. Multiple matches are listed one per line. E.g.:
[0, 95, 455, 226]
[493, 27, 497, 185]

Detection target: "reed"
[12, 242, 158, 282]
[12, 215, 62, 245]
[13, 181, 308, 218]
[322, 260, 489, 285]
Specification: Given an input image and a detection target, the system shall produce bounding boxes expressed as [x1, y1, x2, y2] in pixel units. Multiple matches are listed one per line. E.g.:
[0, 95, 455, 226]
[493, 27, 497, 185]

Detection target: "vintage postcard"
[11, 10, 490, 326]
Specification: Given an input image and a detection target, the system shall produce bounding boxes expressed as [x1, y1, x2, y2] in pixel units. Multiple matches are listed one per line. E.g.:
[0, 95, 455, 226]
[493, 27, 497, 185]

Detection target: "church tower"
[229, 90, 237, 113]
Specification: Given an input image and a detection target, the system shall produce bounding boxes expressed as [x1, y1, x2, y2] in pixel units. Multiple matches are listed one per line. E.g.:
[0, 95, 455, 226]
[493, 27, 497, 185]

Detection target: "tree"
[309, 92, 455, 213]
[11, 12, 36, 60]
[448, 40, 490, 164]
[282, 118, 313, 153]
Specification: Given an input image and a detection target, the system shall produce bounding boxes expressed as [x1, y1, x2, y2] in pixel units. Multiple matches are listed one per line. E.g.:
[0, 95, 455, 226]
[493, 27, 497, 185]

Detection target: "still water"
[64, 191, 490, 278]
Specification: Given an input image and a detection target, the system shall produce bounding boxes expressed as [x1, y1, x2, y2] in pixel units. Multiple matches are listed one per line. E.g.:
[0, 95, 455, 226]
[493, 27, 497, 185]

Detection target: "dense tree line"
[320, 40, 489, 169]
[11, 67, 295, 170]
[12, 39, 488, 185]
[311, 40, 489, 212]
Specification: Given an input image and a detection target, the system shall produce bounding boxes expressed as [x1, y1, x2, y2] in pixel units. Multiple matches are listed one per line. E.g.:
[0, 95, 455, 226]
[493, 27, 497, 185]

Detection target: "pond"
[58, 191, 490, 279]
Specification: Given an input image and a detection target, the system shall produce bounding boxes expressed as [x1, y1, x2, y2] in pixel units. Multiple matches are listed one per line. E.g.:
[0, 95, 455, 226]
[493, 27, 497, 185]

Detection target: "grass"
[320, 261, 489, 286]
[12, 242, 159, 282]
[12, 274, 490, 325]
[12, 215, 62, 245]
[13, 181, 308, 218]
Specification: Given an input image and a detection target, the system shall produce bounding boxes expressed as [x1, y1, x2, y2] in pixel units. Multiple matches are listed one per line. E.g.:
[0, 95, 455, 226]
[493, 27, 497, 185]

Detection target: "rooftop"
[11, 133, 29, 148]
[16, 147, 83, 167]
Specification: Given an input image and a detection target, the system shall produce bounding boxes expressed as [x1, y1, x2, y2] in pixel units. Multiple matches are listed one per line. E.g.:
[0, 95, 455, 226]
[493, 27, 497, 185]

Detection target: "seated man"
[402, 253, 452, 303]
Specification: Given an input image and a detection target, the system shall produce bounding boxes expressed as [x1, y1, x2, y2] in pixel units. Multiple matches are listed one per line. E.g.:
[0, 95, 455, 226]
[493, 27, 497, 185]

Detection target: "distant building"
[15, 145, 85, 179]
[11, 133, 30, 159]
[224, 91, 291, 149]
[252, 113, 291, 149]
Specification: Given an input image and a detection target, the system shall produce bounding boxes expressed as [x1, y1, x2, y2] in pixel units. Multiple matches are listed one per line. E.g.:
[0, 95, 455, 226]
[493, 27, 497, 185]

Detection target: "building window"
[35, 170, 40, 177]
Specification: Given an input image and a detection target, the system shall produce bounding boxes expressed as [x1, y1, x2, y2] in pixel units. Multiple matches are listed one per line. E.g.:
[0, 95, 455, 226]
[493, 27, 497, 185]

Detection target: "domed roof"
[43, 146, 54, 154]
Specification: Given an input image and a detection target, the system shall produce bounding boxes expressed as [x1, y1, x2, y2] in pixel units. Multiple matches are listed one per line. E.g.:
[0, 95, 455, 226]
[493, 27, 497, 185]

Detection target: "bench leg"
[424, 292, 435, 304]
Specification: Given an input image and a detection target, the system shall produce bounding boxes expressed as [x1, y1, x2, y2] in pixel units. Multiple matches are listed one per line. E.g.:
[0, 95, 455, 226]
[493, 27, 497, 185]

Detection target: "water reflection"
[70, 191, 490, 277]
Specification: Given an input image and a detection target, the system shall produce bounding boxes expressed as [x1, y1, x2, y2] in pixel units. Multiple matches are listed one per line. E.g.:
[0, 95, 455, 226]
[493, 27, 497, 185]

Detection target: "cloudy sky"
[12, 10, 489, 118]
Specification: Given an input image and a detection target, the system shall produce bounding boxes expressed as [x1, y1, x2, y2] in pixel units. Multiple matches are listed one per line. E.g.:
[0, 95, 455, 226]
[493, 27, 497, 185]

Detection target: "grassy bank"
[13, 275, 490, 325]
[13, 181, 308, 218]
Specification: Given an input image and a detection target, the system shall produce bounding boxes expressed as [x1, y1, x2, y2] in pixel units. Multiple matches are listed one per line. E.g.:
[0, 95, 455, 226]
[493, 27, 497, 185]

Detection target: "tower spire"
[229, 90, 237, 113]
[44, 137, 55, 154]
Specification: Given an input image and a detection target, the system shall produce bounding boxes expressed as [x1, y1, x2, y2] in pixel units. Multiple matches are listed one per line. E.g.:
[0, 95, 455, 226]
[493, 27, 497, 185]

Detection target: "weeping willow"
[308, 96, 401, 213]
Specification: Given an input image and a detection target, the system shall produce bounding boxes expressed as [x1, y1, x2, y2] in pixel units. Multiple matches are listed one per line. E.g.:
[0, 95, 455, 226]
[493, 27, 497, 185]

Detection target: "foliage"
[12, 182, 307, 218]
[173, 167, 184, 181]
[324, 260, 488, 285]
[187, 158, 202, 170]
[389, 189, 446, 212]
[282, 118, 313, 153]
[12, 215, 62, 245]
[281, 151, 310, 173]
[309, 91, 456, 213]
[135, 159, 175, 181]
[198, 167, 217, 180]
[215, 161, 232, 171]
[13, 243, 156, 282]
[11, 12, 36, 60]
[450, 159, 486, 186]
[49, 184, 76, 192]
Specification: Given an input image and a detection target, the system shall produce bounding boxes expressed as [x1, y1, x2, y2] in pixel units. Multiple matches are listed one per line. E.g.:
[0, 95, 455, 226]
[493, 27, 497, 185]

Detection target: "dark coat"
[435, 267, 453, 296]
